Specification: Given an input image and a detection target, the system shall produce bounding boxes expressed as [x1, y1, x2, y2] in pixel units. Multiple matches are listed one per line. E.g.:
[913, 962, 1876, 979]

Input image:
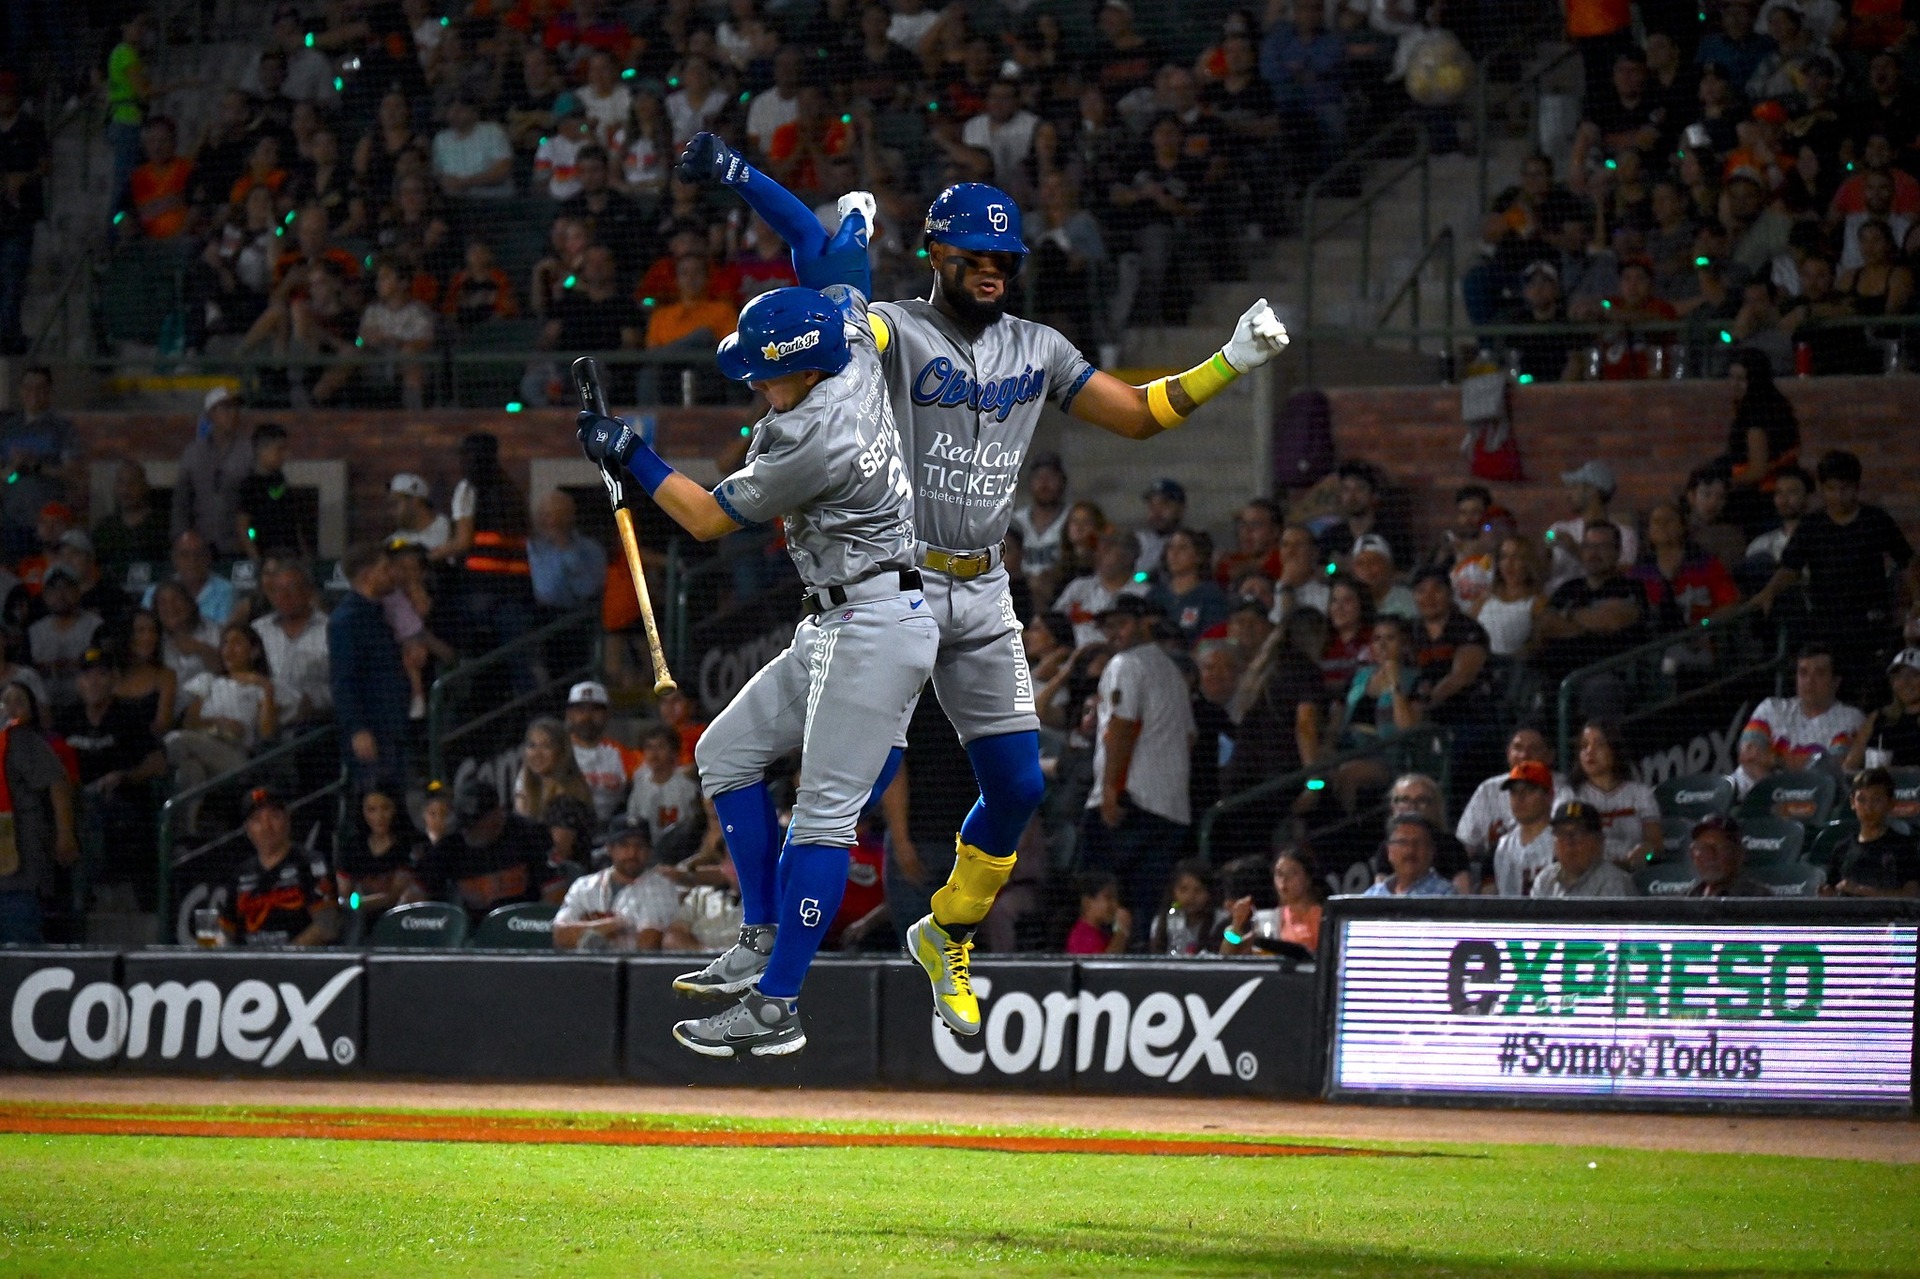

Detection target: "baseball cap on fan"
[1888, 648, 1920, 676]
[568, 680, 610, 707]
[389, 473, 430, 500]
[1500, 760, 1554, 792]
[1560, 460, 1616, 498]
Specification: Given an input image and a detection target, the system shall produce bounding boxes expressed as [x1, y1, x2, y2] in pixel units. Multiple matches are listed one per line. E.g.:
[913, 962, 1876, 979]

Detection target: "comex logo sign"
[11, 966, 361, 1067]
[934, 976, 1263, 1082]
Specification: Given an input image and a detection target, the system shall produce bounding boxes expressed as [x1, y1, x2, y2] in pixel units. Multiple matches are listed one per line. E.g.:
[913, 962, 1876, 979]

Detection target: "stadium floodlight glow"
[505, 401, 524, 413]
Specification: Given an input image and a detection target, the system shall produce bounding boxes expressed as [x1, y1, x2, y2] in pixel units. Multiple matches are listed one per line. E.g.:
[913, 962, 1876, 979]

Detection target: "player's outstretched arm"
[676, 134, 873, 295]
[578, 411, 742, 542]
[1067, 298, 1289, 439]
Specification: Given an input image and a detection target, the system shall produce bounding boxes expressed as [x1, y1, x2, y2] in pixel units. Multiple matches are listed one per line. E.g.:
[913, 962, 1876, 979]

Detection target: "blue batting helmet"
[924, 183, 1028, 260]
[714, 287, 850, 383]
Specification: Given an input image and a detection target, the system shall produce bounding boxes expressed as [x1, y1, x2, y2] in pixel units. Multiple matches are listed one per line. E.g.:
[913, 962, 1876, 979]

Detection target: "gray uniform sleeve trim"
[1057, 365, 1096, 413]
[712, 484, 750, 527]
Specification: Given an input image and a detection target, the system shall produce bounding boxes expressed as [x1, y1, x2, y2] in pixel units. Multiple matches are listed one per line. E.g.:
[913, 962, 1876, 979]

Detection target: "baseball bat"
[572, 356, 677, 696]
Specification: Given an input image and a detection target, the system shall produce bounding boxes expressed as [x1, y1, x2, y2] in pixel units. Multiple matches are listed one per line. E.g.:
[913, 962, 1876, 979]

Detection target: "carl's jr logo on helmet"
[761, 329, 822, 361]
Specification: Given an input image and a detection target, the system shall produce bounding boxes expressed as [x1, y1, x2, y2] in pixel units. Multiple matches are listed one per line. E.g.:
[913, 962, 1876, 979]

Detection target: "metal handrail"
[1197, 725, 1453, 865]
[27, 253, 91, 359]
[425, 604, 601, 784]
[1554, 599, 1791, 768]
[154, 722, 339, 931]
[1374, 227, 1456, 354]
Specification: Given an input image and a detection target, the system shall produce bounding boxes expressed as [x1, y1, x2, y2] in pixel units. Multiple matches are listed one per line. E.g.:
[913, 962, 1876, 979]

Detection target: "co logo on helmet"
[987, 205, 1007, 233]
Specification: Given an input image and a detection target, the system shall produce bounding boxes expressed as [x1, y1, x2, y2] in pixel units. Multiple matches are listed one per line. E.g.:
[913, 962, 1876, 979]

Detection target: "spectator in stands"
[1836, 171, 1911, 274]
[442, 238, 519, 332]
[1747, 642, 1865, 769]
[59, 648, 164, 907]
[1696, 1, 1773, 104]
[1010, 454, 1068, 584]
[1534, 522, 1646, 703]
[1408, 567, 1492, 729]
[1458, 726, 1573, 861]
[1149, 529, 1228, 643]
[1352, 534, 1416, 621]
[1569, 718, 1660, 865]
[1532, 799, 1640, 897]
[329, 542, 410, 792]
[1056, 528, 1148, 645]
[1363, 814, 1455, 897]
[1719, 349, 1801, 532]
[1107, 115, 1205, 328]
[1473, 534, 1547, 660]
[1045, 499, 1107, 599]
[1633, 500, 1741, 632]
[253, 564, 329, 729]
[1683, 464, 1750, 568]
[439, 431, 536, 678]
[151, 581, 221, 687]
[1501, 262, 1583, 383]
[1845, 649, 1920, 770]
[1419, 485, 1492, 578]
[335, 262, 435, 412]
[563, 680, 636, 823]
[665, 56, 729, 149]
[113, 610, 176, 738]
[1320, 574, 1378, 698]
[643, 254, 739, 402]
[1148, 859, 1225, 955]
[124, 116, 193, 243]
[1545, 461, 1637, 590]
[59, 533, 128, 637]
[1221, 607, 1325, 809]
[1756, 450, 1916, 698]
[1218, 500, 1286, 590]
[167, 624, 277, 833]
[1724, 171, 1794, 277]
[1446, 506, 1511, 613]
[1486, 759, 1557, 897]
[229, 424, 304, 565]
[1829, 767, 1920, 897]
[534, 96, 595, 201]
[1029, 172, 1107, 359]
[962, 78, 1040, 200]
[228, 134, 289, 211]
[0, 367, 78, 563]
[1317, 461, 1396, 566]
[411, 777, 552, 918]
[745, 46, 804, 154]
[28, 566, 100, 712]
[516, 717, 595, 822]
[1133, 478, 1185, 576]
[218, 788, 339, 947]
[172, 388, 253, 558]
[528, 490, 606, 619]
[1082, 594, 1194, 939]
[432, 96, 515, 200]
[552, 814, 689, 950]
[1220, 846, 1323, 956]
[626, 723, 701, 847]
[92, 462, 169, 586]
[1742, 462, 1811, 581]
[1260, 0, 1346, 178]
[559, 146, 648, 276]
[541, 243, 642, 365]
[1061, 870, 1130, 956]
[1680, 813, 1771, 896]
[387, 473, 451, 552]
[335, 784, 418, 928]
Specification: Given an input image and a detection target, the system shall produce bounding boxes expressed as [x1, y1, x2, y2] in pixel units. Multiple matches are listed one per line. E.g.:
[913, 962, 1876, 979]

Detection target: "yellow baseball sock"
[930, 838, 1016, 930]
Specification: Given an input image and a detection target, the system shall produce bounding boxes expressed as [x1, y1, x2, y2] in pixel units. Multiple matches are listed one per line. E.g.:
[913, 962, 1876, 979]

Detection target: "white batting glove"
[1222, 297, 1290, 372]
[837, 190, 878, 237]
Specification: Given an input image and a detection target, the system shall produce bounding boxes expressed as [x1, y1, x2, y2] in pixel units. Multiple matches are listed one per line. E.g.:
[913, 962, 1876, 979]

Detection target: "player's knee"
[970, 731, 1045, 816]
[998, 756, 1046, 815]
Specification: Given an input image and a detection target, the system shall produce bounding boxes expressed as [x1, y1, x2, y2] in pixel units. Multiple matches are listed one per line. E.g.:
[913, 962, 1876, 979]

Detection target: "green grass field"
[1, 1113, 1916, 1277]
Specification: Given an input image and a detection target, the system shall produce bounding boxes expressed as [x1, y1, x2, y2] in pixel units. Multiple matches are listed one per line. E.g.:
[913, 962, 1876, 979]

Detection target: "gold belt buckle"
[947, 550, 992, 579]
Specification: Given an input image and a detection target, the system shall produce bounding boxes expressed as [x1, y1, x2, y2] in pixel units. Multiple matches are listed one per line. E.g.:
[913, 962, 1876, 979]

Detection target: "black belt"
[804, 568, 923, 615]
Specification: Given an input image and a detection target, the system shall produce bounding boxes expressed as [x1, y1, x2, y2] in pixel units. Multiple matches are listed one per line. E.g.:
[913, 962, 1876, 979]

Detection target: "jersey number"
[987, 205, 1008, 232]
[887, 455, 910, 500]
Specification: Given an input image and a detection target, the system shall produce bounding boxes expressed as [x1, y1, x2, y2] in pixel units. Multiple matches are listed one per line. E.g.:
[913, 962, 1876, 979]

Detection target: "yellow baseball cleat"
[906, 913, 979, 1036]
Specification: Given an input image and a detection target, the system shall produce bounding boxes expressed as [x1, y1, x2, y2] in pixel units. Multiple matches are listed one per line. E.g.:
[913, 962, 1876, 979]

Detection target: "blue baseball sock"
[757, 841, 850, 1001]
[711, 783, 780, 927]
[866, 746, 905, 811]
[959, 731, 1046, 856]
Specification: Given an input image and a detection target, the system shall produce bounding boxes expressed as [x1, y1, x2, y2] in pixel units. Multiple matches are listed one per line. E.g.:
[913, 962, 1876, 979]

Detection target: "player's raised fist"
[676, 132, 749, 187]
[577, 411, 642, 468]
[1222, 298, 1290, 372]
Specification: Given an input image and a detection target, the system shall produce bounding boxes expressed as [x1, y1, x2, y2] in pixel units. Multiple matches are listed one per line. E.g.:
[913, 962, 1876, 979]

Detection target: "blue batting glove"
[577, 411, 642, 468]
[676, 132, 750, 187]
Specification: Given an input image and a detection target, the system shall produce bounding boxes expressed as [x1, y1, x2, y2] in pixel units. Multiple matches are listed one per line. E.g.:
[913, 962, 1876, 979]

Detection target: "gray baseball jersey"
[862, 289, 1093, 743]
[712, 305, 914, 592]
[695, 293, 938, 845]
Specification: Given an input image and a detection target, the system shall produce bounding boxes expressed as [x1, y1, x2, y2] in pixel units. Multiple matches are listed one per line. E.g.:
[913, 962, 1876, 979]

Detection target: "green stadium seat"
[368, 901, 470, 948]
[1736, 769, 1837, 826]
[1737, 816, 1807, 867]
[1750, 863, 1826, 897]
[1656, 773, 1733, 820]
[1889, 767, 1920, 823]
[471, 902, 558, 949]
[1806, 821, 1855, 870]
[1633, 860, 1697, 897]
[1656, 815, 1694, 862]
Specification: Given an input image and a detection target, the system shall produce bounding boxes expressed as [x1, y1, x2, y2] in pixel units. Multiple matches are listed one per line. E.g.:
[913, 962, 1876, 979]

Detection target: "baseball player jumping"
[577, 282, 935, 1057]
[678, 132, 1289, 1038]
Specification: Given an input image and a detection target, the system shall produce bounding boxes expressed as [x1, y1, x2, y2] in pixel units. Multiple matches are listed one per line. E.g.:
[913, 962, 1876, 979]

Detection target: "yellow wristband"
[1176, 351, 1241, 406]
[1145, 377, 1184, 429]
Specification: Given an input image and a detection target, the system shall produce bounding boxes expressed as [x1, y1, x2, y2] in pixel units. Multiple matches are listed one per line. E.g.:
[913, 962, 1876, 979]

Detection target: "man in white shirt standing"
[251, 564, 330, 727]
[1745, 642, 1866, 769]
[745, 47, 804, 155]
[1082, 594, 1195, 940]
[626, 724, 702, 846]
[386, 473, 451, 551]
[551, 816, 687, 950]
[1008, 452, 1068, 582]
[961, 79, 1041, 199]
[564, 680, 639, 823]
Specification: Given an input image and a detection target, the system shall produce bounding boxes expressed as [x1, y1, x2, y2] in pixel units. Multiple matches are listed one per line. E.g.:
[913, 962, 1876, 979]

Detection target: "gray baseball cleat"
[673, 924, 775, 996]
[672, 988, 806, 1058]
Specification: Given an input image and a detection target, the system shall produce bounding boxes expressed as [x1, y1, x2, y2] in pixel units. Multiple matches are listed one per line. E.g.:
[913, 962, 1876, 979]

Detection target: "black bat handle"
[572, 356, 610, 418]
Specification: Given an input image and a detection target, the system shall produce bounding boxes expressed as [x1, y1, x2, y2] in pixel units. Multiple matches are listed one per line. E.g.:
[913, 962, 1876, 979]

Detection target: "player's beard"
[935, 260, 1008, 327]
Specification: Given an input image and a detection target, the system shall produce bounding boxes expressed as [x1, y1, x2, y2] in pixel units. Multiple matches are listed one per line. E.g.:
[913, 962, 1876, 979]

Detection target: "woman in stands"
[164, 624, 277, 834]
[514, 717, 593, 822]
[1219, 845, 1324, 957]
[1150, 529, 1230, 644]
[1035, 500, 1108, 609]
[1318, 573, 1376, 697]
[1719, 348, 1800, 533]
[353, 91, 430, 215]
[1632, 500, 1741, 633]
[1473, 533, 1546, 659]
[335, 786, 418, 932]
[1570, 718, 1661, 866]
[1844, 649, 1920, 770]
[150, 581, 223, 686]
[111, 609, 177, 737]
